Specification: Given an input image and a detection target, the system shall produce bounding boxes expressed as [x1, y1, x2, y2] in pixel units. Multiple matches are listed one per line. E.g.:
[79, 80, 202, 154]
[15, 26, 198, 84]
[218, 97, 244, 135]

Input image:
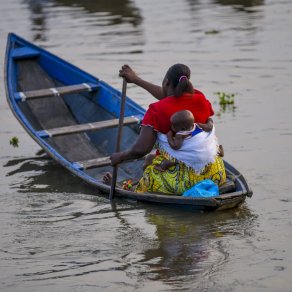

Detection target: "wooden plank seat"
[11, 47, 40, 60]
[37, 116, 141, 138]
[14, 82, 99, 102]
[73, 156, 145, 170]
[72, 156, 112, 170]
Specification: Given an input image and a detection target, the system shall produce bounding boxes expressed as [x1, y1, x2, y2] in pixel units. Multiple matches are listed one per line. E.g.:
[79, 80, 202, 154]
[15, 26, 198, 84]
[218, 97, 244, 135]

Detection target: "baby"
[167, 110, 197, 150]
[144, 110, 223, 172]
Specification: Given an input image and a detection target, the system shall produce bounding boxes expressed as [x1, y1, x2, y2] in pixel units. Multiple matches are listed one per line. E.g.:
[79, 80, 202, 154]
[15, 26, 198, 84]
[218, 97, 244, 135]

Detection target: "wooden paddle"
[109, 78, 127, 200]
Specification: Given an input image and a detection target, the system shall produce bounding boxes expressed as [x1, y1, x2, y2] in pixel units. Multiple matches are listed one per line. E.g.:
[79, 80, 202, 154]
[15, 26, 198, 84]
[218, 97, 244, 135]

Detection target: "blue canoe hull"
[5, 33, 252, 211]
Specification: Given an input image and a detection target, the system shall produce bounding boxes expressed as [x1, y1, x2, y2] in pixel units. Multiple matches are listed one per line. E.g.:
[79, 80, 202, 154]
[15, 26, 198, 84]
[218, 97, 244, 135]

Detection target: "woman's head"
[163, 64, 194, 97]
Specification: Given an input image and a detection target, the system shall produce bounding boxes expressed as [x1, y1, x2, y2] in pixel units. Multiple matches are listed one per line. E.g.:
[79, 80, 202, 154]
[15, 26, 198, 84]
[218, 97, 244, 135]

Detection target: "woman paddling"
[106, 64, 226, 194]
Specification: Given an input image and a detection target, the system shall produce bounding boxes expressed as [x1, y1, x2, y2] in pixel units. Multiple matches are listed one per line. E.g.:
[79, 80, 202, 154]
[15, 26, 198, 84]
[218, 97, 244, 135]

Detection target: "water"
[1, 0, 292, 291]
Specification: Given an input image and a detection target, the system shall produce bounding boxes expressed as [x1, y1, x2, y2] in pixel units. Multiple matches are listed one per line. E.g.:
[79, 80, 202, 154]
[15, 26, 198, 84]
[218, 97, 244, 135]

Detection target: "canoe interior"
[18, 59, 144, 181]
[5, 33, 252, 211]
[7, 34, 145, 184]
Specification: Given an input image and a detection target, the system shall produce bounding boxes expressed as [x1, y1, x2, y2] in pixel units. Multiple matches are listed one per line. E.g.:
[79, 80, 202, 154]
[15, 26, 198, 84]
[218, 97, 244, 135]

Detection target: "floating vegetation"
[217, 92, 235, 105]
[205, 29, 220, 35]
[9, 136, 19, 147]
[215, 91, 236, 114]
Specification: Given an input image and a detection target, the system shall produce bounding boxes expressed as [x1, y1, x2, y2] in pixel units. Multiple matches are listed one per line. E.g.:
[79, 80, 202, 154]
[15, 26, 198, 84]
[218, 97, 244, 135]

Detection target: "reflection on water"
[7, 175, 255, 289]
[54, 0, 142, 26]
[4, 154, 100, 195]
[0, 150, 269, 289]
[24, 0, 142, 43]
[23, 0, 48, 41]
[187, 0, 264, 13]
[141, 207, 256, 284]
[214, 0, 264, 8]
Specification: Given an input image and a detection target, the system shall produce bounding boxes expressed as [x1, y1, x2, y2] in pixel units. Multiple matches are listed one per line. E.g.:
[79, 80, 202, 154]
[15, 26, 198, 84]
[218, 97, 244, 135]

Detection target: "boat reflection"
[4, 154, 99, 195]
[139, 205, 256, 282]
[110, 200, 256, 283]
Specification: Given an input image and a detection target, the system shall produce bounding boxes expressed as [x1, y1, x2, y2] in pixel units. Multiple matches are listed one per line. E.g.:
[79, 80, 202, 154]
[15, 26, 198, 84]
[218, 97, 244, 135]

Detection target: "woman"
[110, 64, 226, 194]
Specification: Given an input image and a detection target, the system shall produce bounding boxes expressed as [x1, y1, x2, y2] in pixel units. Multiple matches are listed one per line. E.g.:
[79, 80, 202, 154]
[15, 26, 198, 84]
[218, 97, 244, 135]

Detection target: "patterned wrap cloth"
[135, 153, 226, 195]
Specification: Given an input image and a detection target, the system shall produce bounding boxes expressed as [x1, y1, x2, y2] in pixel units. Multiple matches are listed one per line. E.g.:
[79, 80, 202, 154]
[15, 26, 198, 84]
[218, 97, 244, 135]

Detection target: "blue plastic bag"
[182, 179, 219, 198]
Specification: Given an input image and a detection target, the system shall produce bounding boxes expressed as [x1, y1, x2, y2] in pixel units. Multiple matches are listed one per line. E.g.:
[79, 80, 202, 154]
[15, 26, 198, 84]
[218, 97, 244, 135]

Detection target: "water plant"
[9, 136, 19, 147]
[215, 91, 236, 113]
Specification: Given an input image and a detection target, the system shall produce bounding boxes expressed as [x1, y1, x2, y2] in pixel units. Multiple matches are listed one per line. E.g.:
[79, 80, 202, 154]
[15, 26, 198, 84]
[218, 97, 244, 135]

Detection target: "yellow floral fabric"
[135, 152, 226, 195]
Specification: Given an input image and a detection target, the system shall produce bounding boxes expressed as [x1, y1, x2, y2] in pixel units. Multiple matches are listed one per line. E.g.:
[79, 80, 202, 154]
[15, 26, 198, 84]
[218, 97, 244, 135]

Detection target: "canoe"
[5, 33, 253, 211]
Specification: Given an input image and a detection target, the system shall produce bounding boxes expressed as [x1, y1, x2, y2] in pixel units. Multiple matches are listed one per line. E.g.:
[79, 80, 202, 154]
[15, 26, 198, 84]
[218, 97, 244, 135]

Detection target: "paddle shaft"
[109, 79, 127, 200]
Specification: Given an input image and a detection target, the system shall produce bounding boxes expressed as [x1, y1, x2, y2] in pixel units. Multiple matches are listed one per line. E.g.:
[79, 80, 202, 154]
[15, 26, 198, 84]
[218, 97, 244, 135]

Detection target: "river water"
[0, 0, 292, 291]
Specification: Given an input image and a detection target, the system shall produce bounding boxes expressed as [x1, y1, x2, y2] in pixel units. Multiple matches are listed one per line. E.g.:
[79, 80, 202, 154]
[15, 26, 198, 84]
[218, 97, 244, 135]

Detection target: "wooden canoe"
[4, 33, 253, 211]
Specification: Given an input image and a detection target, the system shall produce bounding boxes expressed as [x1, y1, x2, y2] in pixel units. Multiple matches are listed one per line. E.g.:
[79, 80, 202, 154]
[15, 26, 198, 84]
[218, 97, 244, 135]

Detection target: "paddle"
[109, 78, 127, 200]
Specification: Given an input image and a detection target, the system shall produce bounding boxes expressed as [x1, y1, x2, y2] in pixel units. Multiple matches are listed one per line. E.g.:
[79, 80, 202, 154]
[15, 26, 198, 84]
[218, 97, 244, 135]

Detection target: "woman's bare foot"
[103, 172, 112, 185]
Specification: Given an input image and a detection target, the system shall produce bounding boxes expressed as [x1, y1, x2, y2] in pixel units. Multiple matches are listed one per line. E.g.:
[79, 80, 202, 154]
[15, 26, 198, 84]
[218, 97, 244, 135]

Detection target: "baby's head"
[170, 110, 194, 133]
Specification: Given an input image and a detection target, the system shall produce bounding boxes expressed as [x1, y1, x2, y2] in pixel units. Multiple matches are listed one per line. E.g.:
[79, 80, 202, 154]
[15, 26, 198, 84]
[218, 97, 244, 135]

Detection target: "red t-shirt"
[142, 90, 214, 134]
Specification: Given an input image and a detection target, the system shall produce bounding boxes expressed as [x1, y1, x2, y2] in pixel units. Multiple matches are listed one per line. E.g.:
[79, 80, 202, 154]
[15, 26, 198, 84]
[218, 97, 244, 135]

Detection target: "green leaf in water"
[214, 91, 237, 114]
[9, 136, 19, 148]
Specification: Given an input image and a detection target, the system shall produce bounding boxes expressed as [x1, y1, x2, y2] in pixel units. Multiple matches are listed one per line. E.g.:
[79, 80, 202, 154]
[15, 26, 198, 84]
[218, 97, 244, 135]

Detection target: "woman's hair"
[165, 64, 194, 97]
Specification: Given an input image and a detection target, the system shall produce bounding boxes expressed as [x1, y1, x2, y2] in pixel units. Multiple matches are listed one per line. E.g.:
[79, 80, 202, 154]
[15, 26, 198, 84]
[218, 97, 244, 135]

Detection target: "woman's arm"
[110, 126, 157, 166]
[119, 65, 164, 100]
